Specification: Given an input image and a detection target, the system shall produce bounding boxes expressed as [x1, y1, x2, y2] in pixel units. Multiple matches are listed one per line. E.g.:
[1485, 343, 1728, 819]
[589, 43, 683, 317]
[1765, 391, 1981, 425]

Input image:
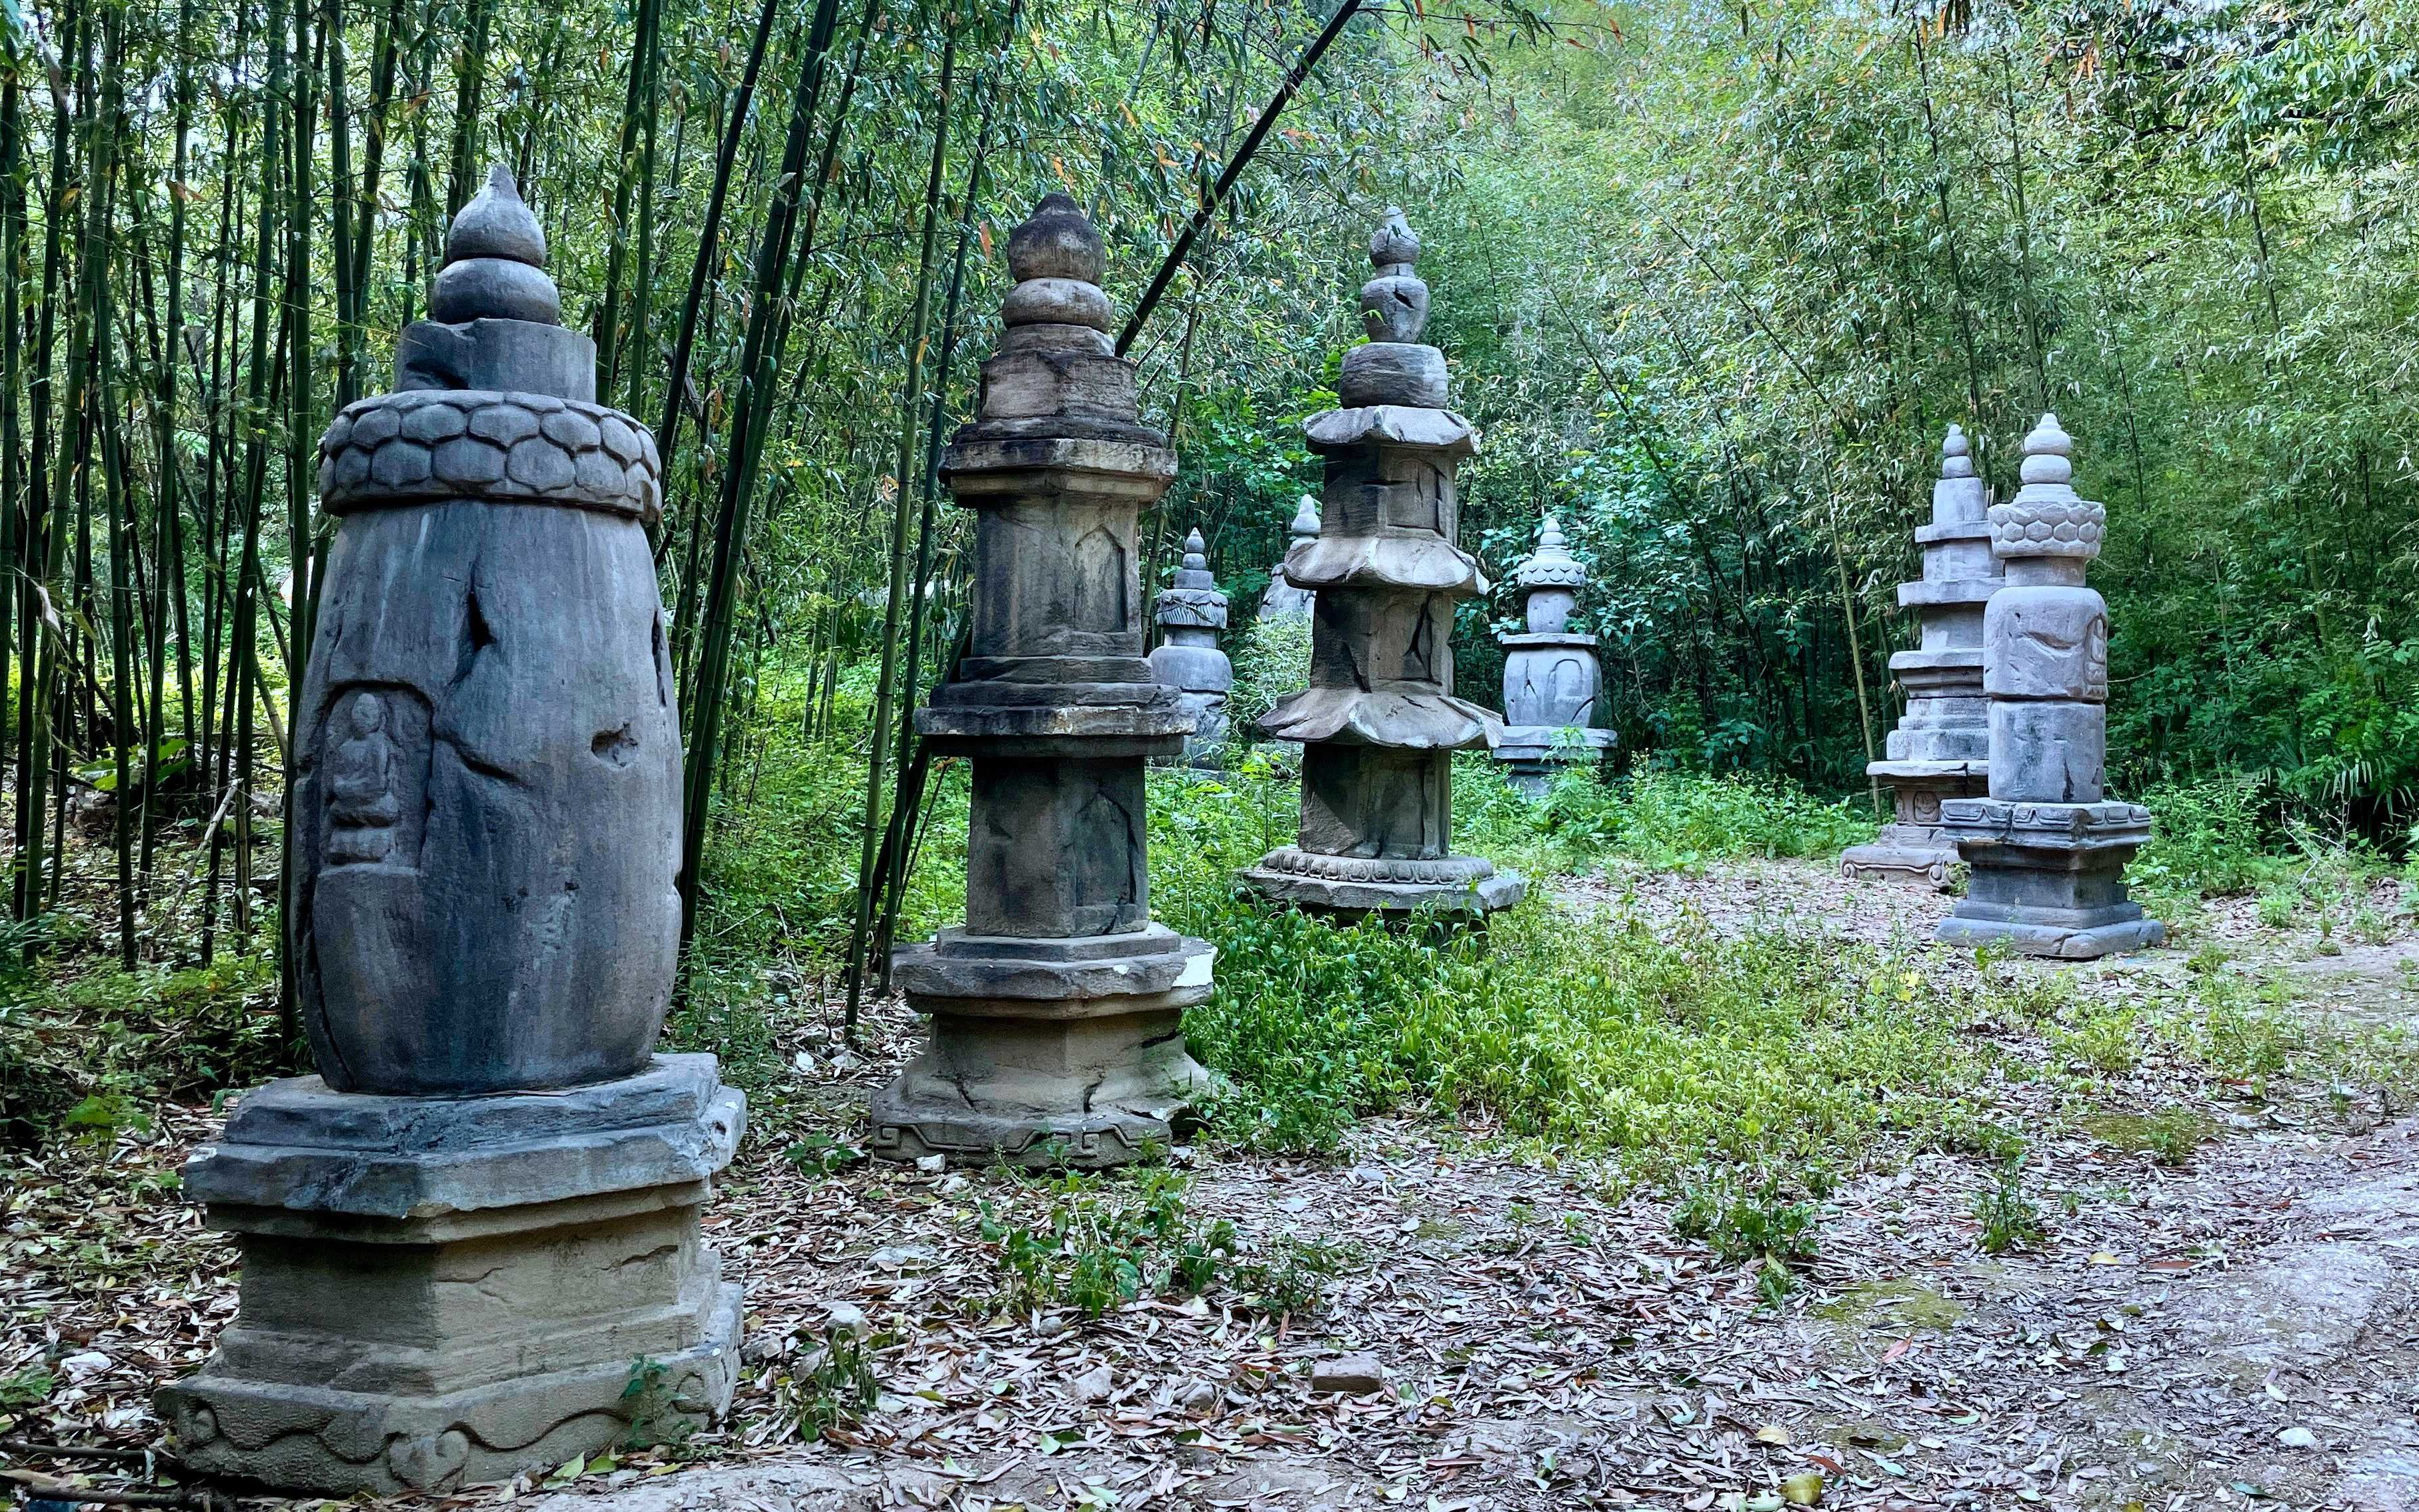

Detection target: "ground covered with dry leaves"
[9, 861, 2419, 1512]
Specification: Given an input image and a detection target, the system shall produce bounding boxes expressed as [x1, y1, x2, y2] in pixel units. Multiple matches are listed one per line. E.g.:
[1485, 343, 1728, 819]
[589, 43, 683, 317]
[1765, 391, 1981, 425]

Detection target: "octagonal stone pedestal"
[156, 1056, 743, 1493]
[1934, 799, 2166, 958]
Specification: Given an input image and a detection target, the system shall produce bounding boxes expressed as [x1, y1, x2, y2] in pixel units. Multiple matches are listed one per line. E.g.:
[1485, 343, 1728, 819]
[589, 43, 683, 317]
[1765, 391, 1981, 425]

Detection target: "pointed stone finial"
[1289, 496, 1321, 540]
[1940, 423, 1976, 481]
[1512, 510, 1588, 590]
[1990, 411, 2103, 563]
[1181, 529, 1209, 572]
[999, 194, 1113, 345]
[430, 164, 561, 326]
[1361, 207, 1431, 345]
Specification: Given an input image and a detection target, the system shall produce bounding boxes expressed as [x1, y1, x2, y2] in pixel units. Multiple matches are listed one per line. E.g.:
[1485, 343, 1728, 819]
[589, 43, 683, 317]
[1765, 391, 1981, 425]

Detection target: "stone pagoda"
[1240, 210, 1522, 920]
[1149, 528, 1234, 764]
[870, 195, 1214, 1168]
[1842, 425, 2002, 885]
[1937, 414, 2164, 958]
[1256, 495, 1321, 620]
[157, 167, 743, 1493]
[1494, 511, 1614, 796]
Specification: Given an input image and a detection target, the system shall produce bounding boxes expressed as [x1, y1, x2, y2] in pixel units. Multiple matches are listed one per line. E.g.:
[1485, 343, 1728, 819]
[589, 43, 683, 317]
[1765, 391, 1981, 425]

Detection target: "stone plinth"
[1844, 426, 2002, 886]
[1240, 211, 1522, 921]
[1494, 513, 1614, 797]
[1936, 415, 2163, 958]
[159, 169, 742, 1494]
[871, 196, 1214, 1169]
[156, 1057, 743, 1493]
[1256, 497, 1320, 621]
[1149, 529, 1233, 765]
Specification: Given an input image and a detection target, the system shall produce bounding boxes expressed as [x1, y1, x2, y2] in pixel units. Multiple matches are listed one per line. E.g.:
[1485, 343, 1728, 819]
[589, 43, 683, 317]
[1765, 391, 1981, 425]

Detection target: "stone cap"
[1510, 513, 1588, 590]
[1256, 685, 1500, 750]
[1284, 532, 1484, 595]
[431, 166, 561, 327]
[183, 1054, 744, 1222]
[1303, 403, 1476, 457]
[1288, 495, 1322, 540]
[1912, 519, 1994, 546]
[894, 929, 1215, 1011]
[1898, 577, 1998, 608]
[1937, 796, 2150, 848]
[1157, 529, 1228, 630]
[957, 196, 1167, 450]
[1990, 413, 2106, 562]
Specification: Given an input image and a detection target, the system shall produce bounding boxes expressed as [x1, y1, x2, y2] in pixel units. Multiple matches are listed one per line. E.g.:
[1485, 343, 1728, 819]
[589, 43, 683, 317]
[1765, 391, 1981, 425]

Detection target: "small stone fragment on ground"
[1311, 1351, 1383, 1395]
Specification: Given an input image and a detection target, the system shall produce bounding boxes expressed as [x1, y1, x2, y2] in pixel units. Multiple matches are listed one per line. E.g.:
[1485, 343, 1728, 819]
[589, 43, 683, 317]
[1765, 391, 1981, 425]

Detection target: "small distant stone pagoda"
[1149, 529, 1234, 764]
[1937, 414, 2164, 959]
[871, 195, 1214, 1167]
[157, 167, 741, 1494]
[1842, 425, 2002, 885]
[1257, 496, 1321, 620]
[1240, 210, 1522, 921]
[1495, 511, 1614, 796]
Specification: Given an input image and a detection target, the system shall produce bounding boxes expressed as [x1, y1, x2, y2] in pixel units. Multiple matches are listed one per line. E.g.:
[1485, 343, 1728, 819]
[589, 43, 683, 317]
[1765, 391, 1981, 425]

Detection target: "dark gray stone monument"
[869, 195, 1214, 1169]
[155, 168, 743, 1494]
[1149, 529, 1233, 764]
[1937, 414, 2164, 958]
[1239, 211, 1523, 920]
[1256, 496, 1320, 621]
[1843, 425, 2002, 885]
[1494, 512, 1614, 797]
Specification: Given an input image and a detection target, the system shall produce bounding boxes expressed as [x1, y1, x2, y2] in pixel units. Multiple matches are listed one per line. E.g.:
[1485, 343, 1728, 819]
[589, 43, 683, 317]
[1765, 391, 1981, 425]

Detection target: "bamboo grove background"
[1, 0, 2414, 982]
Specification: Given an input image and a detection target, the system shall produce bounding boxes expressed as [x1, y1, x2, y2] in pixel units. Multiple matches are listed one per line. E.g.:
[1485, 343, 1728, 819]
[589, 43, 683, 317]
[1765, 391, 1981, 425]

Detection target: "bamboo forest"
[4, 0, 2419, 1502]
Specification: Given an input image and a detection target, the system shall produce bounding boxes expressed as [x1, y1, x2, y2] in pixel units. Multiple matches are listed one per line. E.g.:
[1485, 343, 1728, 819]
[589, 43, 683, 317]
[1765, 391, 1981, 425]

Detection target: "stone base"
[873, 925, 1216, 1169]
[1240, 847, 1526, 921]
[1936, 798, 2165, 960]
[156, 1057, 745, 1494]
[1840, 825, 1960, 887]
[1493, 727, 1614, 798]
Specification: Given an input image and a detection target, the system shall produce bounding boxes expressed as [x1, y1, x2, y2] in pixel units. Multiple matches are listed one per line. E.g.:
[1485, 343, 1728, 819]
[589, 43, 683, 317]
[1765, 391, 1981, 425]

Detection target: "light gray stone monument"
[1494, 512, 1614, 797]
[1936, 414, 2164, 959]
[1239, 211, 1523, 921]
[1149, 529, 1234, 765]
[1256, 496, 1320, 620]
[155, 168, 743, 1494]
[1842, 425, 2002, 885]
[869, 195, 1214, 1169]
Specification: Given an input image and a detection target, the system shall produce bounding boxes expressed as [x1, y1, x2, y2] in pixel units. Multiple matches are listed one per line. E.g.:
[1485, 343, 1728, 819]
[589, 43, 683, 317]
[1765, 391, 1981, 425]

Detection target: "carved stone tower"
[1494, 512, 1614, 796]
[1256, 495, 1321, 620]
[1150, 529, 1234, 764]
[1937, 414, 2164, 957]
[157, 168, 743, 1493]
[1240, 211, 1523, 919]
[1842, 425, 2002, 885]
[870, 195, 1214, 1168]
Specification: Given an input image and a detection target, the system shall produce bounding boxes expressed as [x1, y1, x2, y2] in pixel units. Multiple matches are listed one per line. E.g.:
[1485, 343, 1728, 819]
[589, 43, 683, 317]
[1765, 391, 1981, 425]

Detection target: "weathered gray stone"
[1936, 415, 2163, 957]
[1240, 211, 1522, 921]
[1256, 497, 1321, 621]
[160, 166, 744, 1494]
[872, 197, 1214, 1169]
[1494, 513, 1614, 796]
[1843, 426, 2001, 886]
[1149, 529, 1234, 764]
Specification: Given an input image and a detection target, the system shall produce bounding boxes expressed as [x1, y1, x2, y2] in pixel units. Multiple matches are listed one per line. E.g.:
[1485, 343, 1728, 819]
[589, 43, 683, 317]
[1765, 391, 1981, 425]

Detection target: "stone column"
[1494, 512, 1614, 797]
[1239, 211, 1523, 921]
[155, 168, 743, 1494]
[1842, 425, 2002, 885]
[1936, 414, 2164, 958]
[869, 195, 1214, 1169]
[1149, 529, 1234, 765]
[1256, 496, 1321, 620]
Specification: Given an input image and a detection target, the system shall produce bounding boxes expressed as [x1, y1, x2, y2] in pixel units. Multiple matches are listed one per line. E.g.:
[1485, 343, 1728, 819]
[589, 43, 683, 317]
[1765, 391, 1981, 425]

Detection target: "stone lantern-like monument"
[1149, 528, 1234, 764]
[155, 168, 743, 1493]
[1240, 211, 1522, 920]
[1494, 512, 1614, 795]
[870, 195, 1214, 1168]
[1842, 425, 2002, 885]
[1257, 496, 1321, 620]
[1937, 414, 2164, 958]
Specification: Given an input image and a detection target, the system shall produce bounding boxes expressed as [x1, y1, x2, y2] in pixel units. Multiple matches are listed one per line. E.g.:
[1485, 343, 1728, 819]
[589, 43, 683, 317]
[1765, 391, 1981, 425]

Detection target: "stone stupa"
[1149, 529, 1234, 764]
[1494, 511, 1614, 795]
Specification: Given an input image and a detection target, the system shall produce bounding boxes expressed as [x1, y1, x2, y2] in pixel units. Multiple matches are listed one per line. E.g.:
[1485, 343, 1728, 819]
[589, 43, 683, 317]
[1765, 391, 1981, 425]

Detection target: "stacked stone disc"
[1149, 528, 1234, 765]
[1240, 211, 1523, 920]
[157, 167, 743, 1493]
[1494, 511, 1614, 796]
[870, 195, 1214, 1169]
[1936, 414, 2164, 958]
[1842, 425, 2002, 885]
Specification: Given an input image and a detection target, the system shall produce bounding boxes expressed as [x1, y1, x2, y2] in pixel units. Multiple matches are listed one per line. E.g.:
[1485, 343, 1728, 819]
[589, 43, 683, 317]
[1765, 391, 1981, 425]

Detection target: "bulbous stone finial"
[1941, 423, 1976, 481]
[1992, 411, 2103, 563]
[1180, 529, 1210, 576]
[1289, 496, 1322, 539]
[431, 165, 562, 326]
[1510, 512, 1588, 591]
[1361, 207, 1431, 345]
[999, 195, 1113, 337]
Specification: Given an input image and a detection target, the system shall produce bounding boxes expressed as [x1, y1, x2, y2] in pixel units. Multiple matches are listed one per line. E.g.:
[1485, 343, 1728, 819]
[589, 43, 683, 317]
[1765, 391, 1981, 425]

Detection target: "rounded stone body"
[296, 387, 675, 1095]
